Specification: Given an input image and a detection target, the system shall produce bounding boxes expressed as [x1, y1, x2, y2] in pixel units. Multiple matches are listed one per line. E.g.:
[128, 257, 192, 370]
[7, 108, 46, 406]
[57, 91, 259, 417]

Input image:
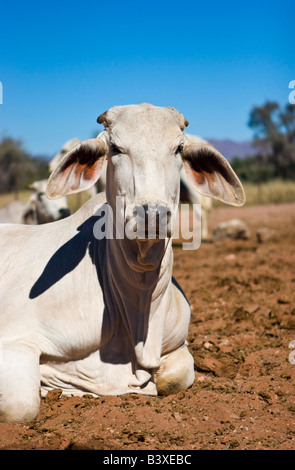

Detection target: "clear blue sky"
[0, 0, 293, 157]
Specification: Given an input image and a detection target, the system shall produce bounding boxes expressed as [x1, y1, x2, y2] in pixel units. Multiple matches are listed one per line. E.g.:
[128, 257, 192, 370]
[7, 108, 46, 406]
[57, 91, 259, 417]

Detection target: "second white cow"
[22, 179, 71, 224]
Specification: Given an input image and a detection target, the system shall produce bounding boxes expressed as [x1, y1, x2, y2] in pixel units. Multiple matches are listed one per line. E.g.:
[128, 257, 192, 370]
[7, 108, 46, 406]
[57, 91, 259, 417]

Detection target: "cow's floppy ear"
[182, 142, 246, 206]
[46, 138, 107, 199]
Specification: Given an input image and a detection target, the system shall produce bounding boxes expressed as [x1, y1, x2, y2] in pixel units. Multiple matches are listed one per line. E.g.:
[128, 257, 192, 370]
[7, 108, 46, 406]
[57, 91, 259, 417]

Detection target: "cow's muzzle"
[126, 202, 173, 239]
[58, 208, 71, 219]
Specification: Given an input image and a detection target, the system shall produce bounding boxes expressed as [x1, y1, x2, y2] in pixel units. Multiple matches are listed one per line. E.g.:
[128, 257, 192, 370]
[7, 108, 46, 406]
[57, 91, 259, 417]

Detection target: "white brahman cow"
[22, 179, 71, 224]
[0, 185, 70, 226]
[0, 103, 245, 422]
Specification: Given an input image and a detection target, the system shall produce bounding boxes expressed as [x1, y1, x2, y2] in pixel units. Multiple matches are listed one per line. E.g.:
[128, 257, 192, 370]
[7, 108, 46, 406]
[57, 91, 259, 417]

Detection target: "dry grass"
[242, 180, 295, 205]
[0, 190, 32, 207]
[212, 179, 295, 207]
[66, 191, 92, 213]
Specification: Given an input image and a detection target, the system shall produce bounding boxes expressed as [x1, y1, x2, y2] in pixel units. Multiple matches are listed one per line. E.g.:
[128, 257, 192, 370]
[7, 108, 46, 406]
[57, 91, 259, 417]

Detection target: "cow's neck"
[103, 233, 173, 370]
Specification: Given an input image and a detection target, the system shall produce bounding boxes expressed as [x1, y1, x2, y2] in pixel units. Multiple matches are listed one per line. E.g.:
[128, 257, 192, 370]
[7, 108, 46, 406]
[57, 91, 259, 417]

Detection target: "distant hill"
[206, 138, 257, 161]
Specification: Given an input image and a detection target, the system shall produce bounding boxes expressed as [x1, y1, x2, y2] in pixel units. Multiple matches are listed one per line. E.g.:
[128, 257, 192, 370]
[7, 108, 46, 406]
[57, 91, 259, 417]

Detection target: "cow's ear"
[46, 138, 107, 199]
[182, 142, 246, 206]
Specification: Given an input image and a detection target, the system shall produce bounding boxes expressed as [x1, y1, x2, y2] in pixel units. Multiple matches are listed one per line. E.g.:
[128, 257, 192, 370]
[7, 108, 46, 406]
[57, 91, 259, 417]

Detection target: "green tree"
[248, 101, 295, 179]
[0, 137, 50, 195]
[231, 155, 275, 183]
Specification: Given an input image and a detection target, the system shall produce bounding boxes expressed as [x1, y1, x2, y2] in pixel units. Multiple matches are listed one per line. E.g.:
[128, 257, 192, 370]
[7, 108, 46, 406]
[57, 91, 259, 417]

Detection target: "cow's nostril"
[133, 205, 147, 222]
[58, 208, 71, 218]
[130, 203, 173, 239]
[143, 204, 149, 219]
[156, 206, 171, 222]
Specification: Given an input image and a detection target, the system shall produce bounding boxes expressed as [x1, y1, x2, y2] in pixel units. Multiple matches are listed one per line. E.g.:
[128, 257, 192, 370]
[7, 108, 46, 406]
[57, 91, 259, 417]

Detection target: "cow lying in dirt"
[0, 103, 245, 422]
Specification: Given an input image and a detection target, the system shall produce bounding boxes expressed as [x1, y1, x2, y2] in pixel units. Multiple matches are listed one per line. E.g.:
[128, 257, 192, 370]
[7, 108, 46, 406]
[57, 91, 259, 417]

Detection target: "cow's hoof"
[155, 345, 195, 396]
[156, 376, 187, 396]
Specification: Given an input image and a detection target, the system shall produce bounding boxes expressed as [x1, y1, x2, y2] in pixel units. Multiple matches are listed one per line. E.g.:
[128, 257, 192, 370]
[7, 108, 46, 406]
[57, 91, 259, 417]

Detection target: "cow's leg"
[0, 344, 40, 422]
[154, 344, 194, 396]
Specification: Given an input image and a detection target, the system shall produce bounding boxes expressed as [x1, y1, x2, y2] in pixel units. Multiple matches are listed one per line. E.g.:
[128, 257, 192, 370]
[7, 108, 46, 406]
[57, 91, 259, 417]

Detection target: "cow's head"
[46, 103, 245, 241]
[26, 179, 71, 224]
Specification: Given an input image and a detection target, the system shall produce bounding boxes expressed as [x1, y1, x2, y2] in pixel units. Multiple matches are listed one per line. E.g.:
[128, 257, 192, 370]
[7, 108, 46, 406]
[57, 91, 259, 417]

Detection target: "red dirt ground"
[0, 202, 294, 450]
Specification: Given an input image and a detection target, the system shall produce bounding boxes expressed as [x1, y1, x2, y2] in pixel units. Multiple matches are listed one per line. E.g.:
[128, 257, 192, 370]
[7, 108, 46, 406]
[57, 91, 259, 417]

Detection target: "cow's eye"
[175, 144, 184, 155]
[110, 143, 121, 155]
[37, 192, 45, 201]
